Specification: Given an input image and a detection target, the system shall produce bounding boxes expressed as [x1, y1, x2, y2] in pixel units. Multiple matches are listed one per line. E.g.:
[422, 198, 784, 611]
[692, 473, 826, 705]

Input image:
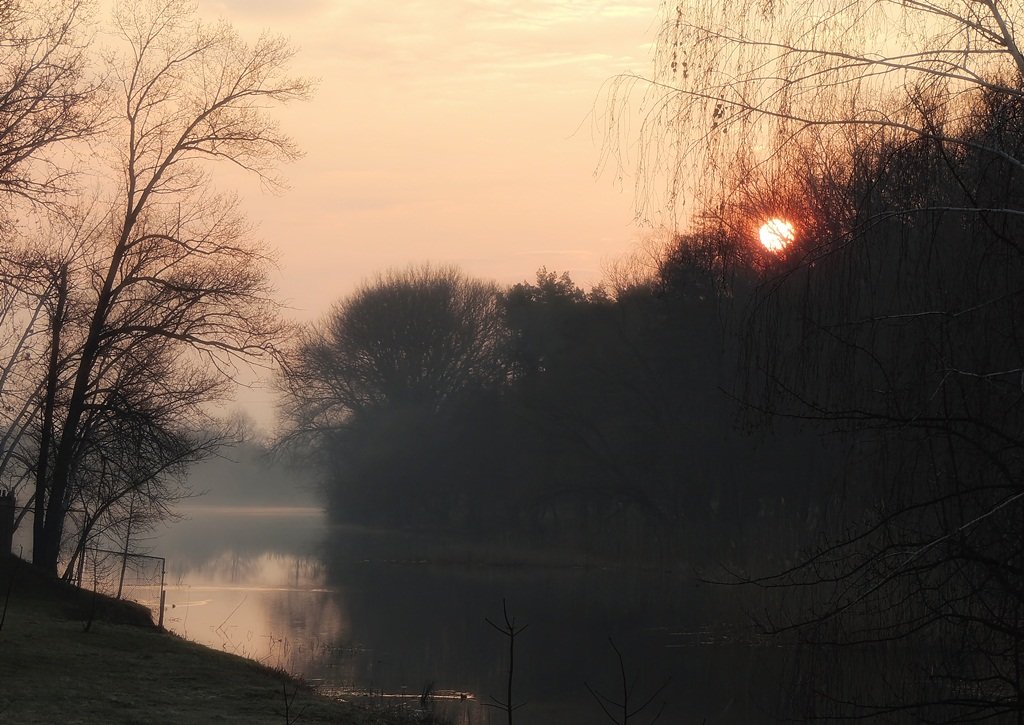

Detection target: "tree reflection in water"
[157, 507, 792, 724]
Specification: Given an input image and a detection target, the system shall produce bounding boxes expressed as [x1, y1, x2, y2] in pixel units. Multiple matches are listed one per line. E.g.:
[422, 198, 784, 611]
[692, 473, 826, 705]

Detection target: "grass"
[0, 553, 442, 724]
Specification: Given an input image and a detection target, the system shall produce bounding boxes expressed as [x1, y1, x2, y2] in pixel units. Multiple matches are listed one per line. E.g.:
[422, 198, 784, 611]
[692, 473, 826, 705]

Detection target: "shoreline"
[0, 553, 443, 724]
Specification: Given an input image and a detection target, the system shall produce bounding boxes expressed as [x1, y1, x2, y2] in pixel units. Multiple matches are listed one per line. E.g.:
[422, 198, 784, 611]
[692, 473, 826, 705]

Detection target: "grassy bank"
[0, 554, 436, 724]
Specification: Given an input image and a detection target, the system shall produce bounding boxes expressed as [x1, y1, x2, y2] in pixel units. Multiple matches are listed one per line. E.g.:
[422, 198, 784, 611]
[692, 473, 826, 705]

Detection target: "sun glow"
[759, 218, 796, 253]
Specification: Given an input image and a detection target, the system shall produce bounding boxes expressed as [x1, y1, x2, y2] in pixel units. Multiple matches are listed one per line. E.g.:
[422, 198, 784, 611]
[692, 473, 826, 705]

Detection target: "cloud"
[290, 0, 654, 88]
[195, 0, 651, 315]
[510, 248, 589, 256]
[201, 0, 330, 20]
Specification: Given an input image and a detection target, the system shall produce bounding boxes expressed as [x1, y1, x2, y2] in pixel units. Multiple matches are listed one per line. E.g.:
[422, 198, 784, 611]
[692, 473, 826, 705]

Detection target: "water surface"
[155, 505, 791, 724]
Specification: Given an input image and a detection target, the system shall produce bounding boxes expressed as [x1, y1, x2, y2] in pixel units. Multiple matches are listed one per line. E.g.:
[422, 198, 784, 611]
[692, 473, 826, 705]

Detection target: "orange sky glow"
[197, 0, 657, 323]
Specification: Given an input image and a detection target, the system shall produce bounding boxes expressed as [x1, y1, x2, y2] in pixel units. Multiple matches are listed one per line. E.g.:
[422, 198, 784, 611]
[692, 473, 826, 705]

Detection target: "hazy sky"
[196, 0, 658, 322]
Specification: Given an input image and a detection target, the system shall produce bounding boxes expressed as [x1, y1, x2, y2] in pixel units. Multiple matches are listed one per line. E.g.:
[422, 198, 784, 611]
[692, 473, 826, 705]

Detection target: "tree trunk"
[31, 265, 67, 571]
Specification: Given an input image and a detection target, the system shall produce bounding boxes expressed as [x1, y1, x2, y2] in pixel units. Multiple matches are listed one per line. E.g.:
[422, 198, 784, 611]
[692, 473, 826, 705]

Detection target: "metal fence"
[75, 547, 167, 628]
[1, 496, 167, 627]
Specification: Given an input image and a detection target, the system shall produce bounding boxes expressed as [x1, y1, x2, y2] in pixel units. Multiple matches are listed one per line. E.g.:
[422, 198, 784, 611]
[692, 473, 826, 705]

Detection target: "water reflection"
[164, 553, 343, 672]
[160, 508, 342, 672]
[156, 506, 790, 724]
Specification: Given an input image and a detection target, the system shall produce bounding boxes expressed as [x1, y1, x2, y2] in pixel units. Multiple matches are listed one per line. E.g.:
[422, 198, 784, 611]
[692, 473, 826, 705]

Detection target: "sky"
[184, 1, 660, 428]
[195, 0, 659, 321]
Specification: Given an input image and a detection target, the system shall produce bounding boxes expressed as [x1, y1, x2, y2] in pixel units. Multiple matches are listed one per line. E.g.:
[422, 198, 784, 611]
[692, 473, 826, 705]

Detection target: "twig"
[485, 598, 529, 725]
[585, 638, 671, 725]
[282, 681, 306, 724]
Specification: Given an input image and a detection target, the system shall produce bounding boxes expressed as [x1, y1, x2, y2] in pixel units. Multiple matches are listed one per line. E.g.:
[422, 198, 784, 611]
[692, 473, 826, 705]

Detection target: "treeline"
[280, 260, 837, 566]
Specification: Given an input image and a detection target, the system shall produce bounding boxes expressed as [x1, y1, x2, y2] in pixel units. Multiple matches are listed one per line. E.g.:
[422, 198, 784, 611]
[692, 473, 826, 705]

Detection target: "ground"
[0, 554, 434, 724]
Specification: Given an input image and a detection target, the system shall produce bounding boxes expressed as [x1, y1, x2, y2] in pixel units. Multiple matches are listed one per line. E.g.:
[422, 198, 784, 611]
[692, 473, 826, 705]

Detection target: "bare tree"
[0, 0, 96, 209]
[0, 238, 75, 524]
[58, 333, 227, 581]
[29, 0, 310, 573]
[278, 264, 510, 528]
[603, 1, 1024, 223]
[281, 264, 509, 438]
[0, 0, 95, 502]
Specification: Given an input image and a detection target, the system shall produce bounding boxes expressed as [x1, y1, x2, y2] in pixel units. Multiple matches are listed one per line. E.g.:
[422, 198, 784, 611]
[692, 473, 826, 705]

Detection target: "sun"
[758, 218, 796, 253]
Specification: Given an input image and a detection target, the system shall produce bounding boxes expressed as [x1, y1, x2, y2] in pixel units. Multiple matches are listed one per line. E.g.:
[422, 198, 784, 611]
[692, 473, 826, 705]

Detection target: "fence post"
[0, 491, 13, 556]
[157, 558, 166, 629]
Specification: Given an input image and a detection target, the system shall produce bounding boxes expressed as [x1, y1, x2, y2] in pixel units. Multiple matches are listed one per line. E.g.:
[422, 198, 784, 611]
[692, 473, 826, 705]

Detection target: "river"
[152, 505, 793, 724]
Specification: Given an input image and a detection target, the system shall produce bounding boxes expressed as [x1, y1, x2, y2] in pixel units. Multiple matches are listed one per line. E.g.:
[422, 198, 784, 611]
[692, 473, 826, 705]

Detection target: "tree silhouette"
[280, 265, 509, 528]
[602, 1, 1024, 224]
[0, 0, 95, 206]
[608, 2, 1024, 720]
[283, 264, 507, 430]
[20, 0, 309, 573]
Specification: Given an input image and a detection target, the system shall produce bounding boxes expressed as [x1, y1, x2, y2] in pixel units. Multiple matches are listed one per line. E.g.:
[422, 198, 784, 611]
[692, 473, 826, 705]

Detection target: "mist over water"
[155, 503, 793, 724]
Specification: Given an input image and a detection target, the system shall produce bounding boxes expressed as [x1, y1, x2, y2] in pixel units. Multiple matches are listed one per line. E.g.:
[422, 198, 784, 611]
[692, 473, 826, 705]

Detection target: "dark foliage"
[731, 87, 1024, 721]
[282, 258, 834, 567]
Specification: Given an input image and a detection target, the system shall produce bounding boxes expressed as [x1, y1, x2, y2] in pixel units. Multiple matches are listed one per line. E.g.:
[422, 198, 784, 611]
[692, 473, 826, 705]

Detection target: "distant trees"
[0, 0, 309, 574]
[279, 261, 826, 562]
[283, 265, 508, 431]
[281, 265, 510, 527]
[507, 263, 834, 560]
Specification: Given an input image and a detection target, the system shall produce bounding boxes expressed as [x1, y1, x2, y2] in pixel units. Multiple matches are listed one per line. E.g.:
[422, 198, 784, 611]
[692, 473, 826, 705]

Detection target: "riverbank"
[0, 554, 438, 724]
